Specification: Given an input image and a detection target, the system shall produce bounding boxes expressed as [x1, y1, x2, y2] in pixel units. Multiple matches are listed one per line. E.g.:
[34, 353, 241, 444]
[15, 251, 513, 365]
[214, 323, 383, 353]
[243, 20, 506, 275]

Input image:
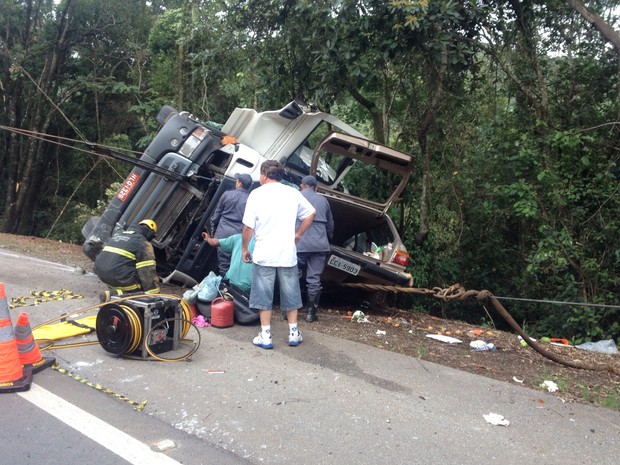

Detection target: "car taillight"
[391, 250, 410, 267]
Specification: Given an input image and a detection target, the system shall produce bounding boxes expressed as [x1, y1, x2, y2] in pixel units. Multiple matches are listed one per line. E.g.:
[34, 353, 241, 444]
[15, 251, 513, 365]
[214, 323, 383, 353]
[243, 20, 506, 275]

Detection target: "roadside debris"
[469, 340, 496, 351]
[540, 380, 559, 392]
[351, 310, 369, 323]
[425, 334, 462, 344]
[518, 335, 572, 347]
[512, 376, 524, 383]
[483, 413, 510, 426]
[152, 439, 176, 452]
[576, 339, 618, 355]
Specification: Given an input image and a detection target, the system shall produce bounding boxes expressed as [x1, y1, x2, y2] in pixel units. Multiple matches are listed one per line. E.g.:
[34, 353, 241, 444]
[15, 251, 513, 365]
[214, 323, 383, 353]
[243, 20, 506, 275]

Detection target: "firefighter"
[94, 219, 160, 299]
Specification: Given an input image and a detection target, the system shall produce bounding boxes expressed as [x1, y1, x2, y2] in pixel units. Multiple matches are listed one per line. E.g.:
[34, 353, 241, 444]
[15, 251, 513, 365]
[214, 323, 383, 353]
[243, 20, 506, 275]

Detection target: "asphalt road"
[0, 248, 619, 465]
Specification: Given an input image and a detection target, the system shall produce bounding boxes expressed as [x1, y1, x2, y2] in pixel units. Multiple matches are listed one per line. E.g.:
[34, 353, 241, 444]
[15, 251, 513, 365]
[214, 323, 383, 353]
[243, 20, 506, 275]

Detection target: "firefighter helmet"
[139, 219, 157, 233]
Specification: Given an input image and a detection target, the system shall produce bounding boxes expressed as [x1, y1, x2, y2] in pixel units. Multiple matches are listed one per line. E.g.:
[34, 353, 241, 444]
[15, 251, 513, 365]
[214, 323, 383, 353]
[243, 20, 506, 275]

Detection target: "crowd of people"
[94, 160, 333, 350]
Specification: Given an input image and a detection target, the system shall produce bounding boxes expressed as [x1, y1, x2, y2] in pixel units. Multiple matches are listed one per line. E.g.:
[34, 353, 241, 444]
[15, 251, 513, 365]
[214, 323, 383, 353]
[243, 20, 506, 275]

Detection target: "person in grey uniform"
[209, 172, 252, 275]
[296, 175, 334, 322]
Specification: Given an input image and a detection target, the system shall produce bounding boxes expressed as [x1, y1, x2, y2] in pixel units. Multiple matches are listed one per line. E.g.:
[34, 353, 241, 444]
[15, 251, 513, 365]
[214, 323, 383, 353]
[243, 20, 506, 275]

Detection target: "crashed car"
[82, 101, 414, 294]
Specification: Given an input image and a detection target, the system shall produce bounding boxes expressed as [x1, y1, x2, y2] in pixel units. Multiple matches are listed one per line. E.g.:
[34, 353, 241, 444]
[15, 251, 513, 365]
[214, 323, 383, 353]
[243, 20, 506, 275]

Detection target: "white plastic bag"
[197, 271, 222, 302]
[483, 413, 510, 426]
[576, 339, 618, 354]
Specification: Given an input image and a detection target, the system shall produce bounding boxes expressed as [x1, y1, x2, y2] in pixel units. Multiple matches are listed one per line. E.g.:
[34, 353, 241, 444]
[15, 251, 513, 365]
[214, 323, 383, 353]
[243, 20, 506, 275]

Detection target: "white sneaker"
[253, 332, 273, 349]
[288, 330, 303, 347]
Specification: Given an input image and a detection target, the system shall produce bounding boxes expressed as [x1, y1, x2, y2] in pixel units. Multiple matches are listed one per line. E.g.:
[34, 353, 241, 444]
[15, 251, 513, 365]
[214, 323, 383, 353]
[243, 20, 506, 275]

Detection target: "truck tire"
[157, 105, 178, 126]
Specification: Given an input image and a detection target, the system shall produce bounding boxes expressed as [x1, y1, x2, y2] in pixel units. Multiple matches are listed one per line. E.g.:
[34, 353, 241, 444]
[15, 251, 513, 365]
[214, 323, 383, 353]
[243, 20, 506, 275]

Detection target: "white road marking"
[18, 383, 181, 465]
[0, 251, 76, 272]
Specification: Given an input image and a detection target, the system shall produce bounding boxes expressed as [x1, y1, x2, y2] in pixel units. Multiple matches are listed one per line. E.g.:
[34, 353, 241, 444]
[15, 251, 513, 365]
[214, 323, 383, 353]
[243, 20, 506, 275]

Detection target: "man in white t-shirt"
[242, 160, 316, 349]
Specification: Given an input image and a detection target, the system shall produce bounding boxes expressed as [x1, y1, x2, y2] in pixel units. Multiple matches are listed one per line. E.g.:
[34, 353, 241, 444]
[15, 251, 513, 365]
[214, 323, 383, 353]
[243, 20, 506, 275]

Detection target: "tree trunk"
[3, 0, 76, 234]
[416, 45, 448, 244]
[3, 91, 22, 233]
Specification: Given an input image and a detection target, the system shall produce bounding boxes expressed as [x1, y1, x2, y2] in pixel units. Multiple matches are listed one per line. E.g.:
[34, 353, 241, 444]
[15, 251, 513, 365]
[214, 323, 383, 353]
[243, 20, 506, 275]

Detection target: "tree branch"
[566, 0, 620, 51]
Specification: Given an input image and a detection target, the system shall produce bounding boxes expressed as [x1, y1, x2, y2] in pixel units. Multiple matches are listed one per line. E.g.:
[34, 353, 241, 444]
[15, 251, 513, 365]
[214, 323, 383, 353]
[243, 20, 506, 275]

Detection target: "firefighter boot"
[305, 292, 320, 323]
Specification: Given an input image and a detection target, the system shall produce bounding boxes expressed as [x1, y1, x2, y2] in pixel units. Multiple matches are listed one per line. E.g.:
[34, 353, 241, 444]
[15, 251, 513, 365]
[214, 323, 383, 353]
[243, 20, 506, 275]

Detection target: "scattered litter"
[517, 335, 536, 347]
[519, 335, 572, 347]
[152, 439, 176, 452]
[192, 315, 211, 327]
[540, 336, 572, 346]
[540, 380, 559, 392]
[426, 334, 463, 344]
[468, 329, 484, 336]
[483, 413, 510, 426]
[576, 339, 618, 354]
[351, 310, 369, 323]
[512, 376, 524, 383]
[470, 340, 496, 351]
[207, 369, 225, 374]
[376, 330, 387, 336]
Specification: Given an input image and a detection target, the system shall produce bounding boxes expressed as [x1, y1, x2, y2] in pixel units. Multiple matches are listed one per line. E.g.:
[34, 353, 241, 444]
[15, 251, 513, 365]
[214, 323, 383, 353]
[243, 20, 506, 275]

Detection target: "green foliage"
[2, 0, 620, 344]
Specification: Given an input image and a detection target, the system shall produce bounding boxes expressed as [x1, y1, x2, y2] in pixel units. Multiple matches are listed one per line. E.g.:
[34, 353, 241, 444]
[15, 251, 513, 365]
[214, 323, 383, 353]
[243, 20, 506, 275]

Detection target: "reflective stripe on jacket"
[94, 225, 160, 293]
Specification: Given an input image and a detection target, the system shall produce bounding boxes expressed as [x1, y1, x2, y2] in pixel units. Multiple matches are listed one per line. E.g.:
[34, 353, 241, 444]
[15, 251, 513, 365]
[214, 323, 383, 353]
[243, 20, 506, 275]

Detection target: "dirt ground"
[1, 232, 619, 410]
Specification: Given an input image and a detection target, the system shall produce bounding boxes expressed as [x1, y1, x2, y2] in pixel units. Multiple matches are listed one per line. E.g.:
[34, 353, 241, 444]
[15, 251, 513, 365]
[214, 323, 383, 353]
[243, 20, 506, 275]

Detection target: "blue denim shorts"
[249, 264, 302, 311]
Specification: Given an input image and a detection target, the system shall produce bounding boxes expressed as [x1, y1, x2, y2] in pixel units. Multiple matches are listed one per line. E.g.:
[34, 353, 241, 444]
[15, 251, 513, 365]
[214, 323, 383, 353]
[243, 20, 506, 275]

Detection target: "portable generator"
[96, 295, 187, 358]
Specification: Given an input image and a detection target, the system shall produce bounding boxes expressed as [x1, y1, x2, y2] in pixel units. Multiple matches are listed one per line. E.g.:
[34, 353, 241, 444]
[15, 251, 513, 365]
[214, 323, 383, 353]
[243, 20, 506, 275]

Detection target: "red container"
[210, 297, 234, 328]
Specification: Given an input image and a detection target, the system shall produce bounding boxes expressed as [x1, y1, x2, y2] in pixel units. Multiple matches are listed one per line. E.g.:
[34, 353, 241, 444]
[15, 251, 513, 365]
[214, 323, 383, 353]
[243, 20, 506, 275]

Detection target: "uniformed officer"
[209, 173, 252, 275]
[296, 175, 334, 322]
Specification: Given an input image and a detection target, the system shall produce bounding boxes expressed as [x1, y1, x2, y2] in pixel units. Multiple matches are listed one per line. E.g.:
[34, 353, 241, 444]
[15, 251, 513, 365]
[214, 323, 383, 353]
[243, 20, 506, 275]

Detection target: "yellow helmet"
[139, 219, 157, 233]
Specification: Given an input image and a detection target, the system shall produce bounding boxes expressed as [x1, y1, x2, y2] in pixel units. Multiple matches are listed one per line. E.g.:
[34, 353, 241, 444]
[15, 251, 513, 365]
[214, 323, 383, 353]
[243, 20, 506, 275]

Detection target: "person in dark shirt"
[296, 176, 334, 322]
[209, 173, 252, 275]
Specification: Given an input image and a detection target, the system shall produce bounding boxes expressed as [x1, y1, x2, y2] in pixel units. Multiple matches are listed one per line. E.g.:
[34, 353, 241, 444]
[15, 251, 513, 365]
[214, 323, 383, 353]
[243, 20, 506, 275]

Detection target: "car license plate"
[327, 255, 361, 276]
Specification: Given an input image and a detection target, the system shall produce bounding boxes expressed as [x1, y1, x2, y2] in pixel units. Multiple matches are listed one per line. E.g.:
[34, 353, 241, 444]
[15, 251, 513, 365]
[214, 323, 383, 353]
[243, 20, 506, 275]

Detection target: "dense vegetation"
[1, 0, 619, 343]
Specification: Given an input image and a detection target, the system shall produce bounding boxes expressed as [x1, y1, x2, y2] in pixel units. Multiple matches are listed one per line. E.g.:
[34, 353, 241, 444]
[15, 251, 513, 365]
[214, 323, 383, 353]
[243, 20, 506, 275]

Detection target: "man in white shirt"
[242, 160, 316, 349]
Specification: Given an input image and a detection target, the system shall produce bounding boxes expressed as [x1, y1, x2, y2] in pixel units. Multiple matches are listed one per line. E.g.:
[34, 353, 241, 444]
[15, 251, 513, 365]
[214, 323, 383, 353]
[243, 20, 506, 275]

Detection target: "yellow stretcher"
[33, 316, 97, 341]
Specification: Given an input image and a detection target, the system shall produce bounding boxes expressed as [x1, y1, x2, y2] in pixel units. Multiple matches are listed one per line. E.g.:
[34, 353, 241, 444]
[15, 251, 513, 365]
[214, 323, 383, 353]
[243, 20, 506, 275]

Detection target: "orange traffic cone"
[0, 282, 32, 393]
[15, 311, 55, 374]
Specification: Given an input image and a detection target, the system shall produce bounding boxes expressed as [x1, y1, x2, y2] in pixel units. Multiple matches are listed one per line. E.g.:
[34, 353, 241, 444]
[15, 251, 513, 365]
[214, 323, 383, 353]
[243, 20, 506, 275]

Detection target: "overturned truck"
[82, 101, 414, 293]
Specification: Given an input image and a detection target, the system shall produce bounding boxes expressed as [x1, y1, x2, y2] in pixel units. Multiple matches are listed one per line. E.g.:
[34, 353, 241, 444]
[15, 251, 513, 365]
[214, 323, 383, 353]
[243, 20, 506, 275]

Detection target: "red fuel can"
[210, 297, 234, 328]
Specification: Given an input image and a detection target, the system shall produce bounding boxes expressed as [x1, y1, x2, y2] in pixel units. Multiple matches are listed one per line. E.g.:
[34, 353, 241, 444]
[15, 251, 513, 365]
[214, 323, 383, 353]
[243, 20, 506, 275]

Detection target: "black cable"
[493, 295, 620, 309]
